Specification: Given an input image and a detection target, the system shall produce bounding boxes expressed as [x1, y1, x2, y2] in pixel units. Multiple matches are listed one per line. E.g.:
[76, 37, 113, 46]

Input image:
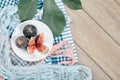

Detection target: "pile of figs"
[16, 25, 48, 54]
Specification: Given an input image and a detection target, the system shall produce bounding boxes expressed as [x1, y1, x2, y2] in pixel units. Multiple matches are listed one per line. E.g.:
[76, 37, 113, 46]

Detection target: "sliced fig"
[27, 46, 35, 54]
[36, 45, 48, 53]
[28, 37, 35, 46]
[36, 32, 44, 46]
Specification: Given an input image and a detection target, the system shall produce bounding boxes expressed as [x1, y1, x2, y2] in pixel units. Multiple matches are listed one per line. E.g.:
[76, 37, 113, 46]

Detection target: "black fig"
[23, 25, 37, 38]
[16, 36, 29, 49]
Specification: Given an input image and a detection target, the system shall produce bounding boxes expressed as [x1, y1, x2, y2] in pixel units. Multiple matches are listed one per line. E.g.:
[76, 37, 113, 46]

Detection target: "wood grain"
[81, 0, 120, 45]
[76, 44, 111, 80]
[66, 8, 120, 80]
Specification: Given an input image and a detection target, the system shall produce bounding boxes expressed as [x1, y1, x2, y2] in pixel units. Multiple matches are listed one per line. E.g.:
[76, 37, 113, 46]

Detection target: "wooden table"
[65, 0, 120, 80]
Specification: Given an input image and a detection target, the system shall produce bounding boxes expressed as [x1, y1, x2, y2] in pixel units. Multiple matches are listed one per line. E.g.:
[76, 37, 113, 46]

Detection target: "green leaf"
[18, 0, 37, 22]
[42, 0, 66, 36]
[62, 0, 82, 10]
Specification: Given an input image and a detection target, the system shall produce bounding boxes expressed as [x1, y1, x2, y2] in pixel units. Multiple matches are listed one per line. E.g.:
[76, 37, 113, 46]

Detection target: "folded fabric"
[0, 28, 92, 80]
[0, 0, 79, 66]
[0, 0, 92, 80]
[0, 64, 92, 80]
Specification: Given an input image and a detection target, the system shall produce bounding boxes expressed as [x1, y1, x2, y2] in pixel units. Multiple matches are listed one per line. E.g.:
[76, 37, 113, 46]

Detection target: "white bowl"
[11, 20, 53, 61]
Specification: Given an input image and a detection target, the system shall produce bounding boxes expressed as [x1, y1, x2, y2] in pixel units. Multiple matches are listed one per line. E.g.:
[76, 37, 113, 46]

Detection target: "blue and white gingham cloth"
[0, 0, 78, 66]
[0, 0, 43, 9]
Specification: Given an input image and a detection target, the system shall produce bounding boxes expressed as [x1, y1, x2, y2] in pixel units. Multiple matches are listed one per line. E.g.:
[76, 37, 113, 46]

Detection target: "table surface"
[65, 0, 120, 80]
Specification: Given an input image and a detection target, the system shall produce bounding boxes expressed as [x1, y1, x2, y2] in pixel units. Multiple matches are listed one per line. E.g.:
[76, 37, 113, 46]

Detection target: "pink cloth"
[40, 40, 76, 65]
[0, 76, 2, 80]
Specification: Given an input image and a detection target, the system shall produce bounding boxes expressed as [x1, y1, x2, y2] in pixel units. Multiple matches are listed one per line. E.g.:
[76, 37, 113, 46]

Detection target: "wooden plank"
[81, 0, 120, 45]
[65, 8, 120, 80]
[76, 44, 111, 80]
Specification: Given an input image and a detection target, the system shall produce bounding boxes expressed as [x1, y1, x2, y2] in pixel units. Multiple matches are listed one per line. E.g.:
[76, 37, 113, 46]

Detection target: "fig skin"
[23, 25, 37, 38]
[16, 36, 29, 49]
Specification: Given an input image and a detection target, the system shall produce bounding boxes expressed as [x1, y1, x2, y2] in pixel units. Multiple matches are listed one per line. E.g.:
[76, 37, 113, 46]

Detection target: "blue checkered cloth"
[0, 0, 43, 9]
[0, 0, 78, 66]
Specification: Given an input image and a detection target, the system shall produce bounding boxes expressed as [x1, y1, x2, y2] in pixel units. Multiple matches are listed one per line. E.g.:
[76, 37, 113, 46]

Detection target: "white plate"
[11, 20, 53, 61]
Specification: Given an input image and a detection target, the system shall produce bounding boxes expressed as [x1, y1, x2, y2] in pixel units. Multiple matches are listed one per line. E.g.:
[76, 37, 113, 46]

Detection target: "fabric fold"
[0, 0, 92, 80]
